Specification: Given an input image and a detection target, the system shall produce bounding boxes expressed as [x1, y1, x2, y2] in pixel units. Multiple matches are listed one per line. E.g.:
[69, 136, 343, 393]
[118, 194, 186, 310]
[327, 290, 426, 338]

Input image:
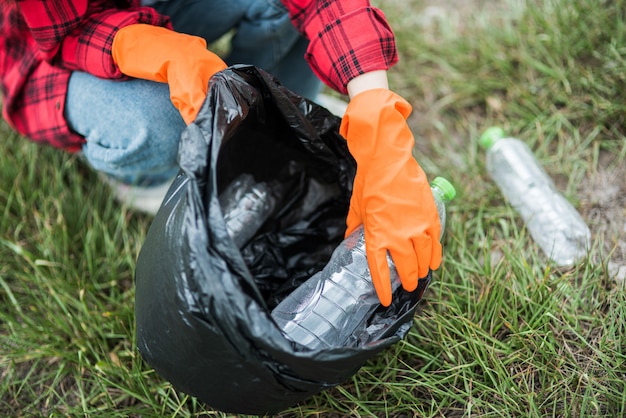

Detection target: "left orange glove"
[112, 24, 227, 124]
[340, 89, 442, 307]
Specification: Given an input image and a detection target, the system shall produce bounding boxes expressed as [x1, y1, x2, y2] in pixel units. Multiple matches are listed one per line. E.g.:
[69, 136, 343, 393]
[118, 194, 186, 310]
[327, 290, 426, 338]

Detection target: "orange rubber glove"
[112, 24, 227, 124]
[340, 89, 442, 307]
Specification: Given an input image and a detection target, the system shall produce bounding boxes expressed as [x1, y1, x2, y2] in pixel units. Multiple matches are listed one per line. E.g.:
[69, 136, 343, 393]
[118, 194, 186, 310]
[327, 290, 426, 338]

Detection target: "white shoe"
[102, 175, 173, 215]
[316, 93, 348, 117]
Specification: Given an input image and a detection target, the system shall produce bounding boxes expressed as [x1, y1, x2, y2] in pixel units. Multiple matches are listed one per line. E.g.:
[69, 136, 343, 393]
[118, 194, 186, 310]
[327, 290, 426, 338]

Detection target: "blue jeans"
[152, 0, 321, 97]
[66, 0, 321, 185]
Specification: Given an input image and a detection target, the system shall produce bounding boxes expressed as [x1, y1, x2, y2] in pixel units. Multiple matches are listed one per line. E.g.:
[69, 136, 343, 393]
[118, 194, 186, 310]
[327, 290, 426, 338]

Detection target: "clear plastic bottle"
[479, 127, 591, 266]
[219, 173, 281, 248]
[271, 177, 456, 350]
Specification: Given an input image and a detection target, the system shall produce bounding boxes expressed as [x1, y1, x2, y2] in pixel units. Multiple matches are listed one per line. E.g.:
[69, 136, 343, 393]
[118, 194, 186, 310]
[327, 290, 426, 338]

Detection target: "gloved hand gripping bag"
[134, 65, 425, 415]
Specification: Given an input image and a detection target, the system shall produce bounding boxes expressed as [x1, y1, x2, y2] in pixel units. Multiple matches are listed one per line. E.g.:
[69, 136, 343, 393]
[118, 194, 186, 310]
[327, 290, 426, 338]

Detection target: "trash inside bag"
[134, 65, 428, 415]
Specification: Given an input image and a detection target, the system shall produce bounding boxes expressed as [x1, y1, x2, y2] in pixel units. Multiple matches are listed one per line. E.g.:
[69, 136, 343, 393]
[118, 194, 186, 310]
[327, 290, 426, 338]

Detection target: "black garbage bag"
[134, 65, 427, 415]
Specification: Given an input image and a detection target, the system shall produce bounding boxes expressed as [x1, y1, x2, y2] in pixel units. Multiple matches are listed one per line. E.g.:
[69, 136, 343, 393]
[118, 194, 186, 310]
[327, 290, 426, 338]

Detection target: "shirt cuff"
[300, 6, 398, 94]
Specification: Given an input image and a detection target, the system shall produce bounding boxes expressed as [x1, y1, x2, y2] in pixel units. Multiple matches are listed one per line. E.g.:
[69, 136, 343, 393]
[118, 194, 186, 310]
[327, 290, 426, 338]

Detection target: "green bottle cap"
[479, 126, 505, 149]
[431, 177, 456, 202]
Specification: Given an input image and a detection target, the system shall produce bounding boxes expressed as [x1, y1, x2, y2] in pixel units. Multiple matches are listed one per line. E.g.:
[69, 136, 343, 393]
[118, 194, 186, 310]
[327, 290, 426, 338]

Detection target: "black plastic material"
[134, 65, 426, 415]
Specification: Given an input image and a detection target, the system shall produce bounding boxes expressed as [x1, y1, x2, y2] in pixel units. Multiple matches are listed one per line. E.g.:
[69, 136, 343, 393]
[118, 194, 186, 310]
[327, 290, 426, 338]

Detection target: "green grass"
[2, 0, 626, 416]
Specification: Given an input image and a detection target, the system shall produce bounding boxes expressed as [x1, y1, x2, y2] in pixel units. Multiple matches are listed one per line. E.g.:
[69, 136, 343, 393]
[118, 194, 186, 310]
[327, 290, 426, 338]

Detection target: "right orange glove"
[340, 89, 442, 307]
[112, 24, 227, 124]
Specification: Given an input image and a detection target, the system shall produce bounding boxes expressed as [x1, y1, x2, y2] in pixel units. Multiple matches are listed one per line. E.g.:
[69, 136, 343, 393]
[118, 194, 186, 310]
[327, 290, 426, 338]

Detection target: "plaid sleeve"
[282, 0, 398, 94]
[2, 1, 171, 151]
[59, 7, 172, 78]
[17, 0, 89, 55]
[18, 0, 171, 79]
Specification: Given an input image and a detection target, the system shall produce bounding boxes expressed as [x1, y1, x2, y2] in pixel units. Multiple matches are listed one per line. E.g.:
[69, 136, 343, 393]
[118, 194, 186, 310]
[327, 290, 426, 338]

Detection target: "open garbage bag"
[134, 65, 428, 415]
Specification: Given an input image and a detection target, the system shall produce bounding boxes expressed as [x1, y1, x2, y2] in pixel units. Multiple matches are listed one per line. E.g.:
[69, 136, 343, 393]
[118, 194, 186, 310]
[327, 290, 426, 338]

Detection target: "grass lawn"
[2, 0, 625, 416]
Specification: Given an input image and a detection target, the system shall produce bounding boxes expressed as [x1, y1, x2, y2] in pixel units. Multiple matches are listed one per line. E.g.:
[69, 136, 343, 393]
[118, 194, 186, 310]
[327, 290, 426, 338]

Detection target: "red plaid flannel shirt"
[0, 0, 171, 151]
[0, 0, 397, 150]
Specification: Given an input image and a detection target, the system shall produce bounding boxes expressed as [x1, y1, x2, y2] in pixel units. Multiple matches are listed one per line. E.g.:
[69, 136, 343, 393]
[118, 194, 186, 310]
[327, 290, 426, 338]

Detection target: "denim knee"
[81, 109, 183, 185]
[66, 73, 185, 186]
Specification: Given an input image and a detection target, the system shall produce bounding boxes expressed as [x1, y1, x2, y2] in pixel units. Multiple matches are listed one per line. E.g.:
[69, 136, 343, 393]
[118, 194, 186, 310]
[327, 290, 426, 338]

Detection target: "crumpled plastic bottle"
[219, 173, 281, 248]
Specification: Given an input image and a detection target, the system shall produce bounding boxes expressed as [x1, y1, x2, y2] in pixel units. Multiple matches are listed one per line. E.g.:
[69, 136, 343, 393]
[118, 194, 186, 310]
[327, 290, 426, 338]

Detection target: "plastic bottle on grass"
[479, 127, 591, 266]
[271, 177, 456, 350]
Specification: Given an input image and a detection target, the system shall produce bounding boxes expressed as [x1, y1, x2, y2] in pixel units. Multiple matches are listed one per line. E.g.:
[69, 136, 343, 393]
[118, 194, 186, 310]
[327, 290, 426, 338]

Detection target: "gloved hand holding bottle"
[340, 71, 442, 307]
[111, 23, 441, 308]
[112, 24, 227, 125]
